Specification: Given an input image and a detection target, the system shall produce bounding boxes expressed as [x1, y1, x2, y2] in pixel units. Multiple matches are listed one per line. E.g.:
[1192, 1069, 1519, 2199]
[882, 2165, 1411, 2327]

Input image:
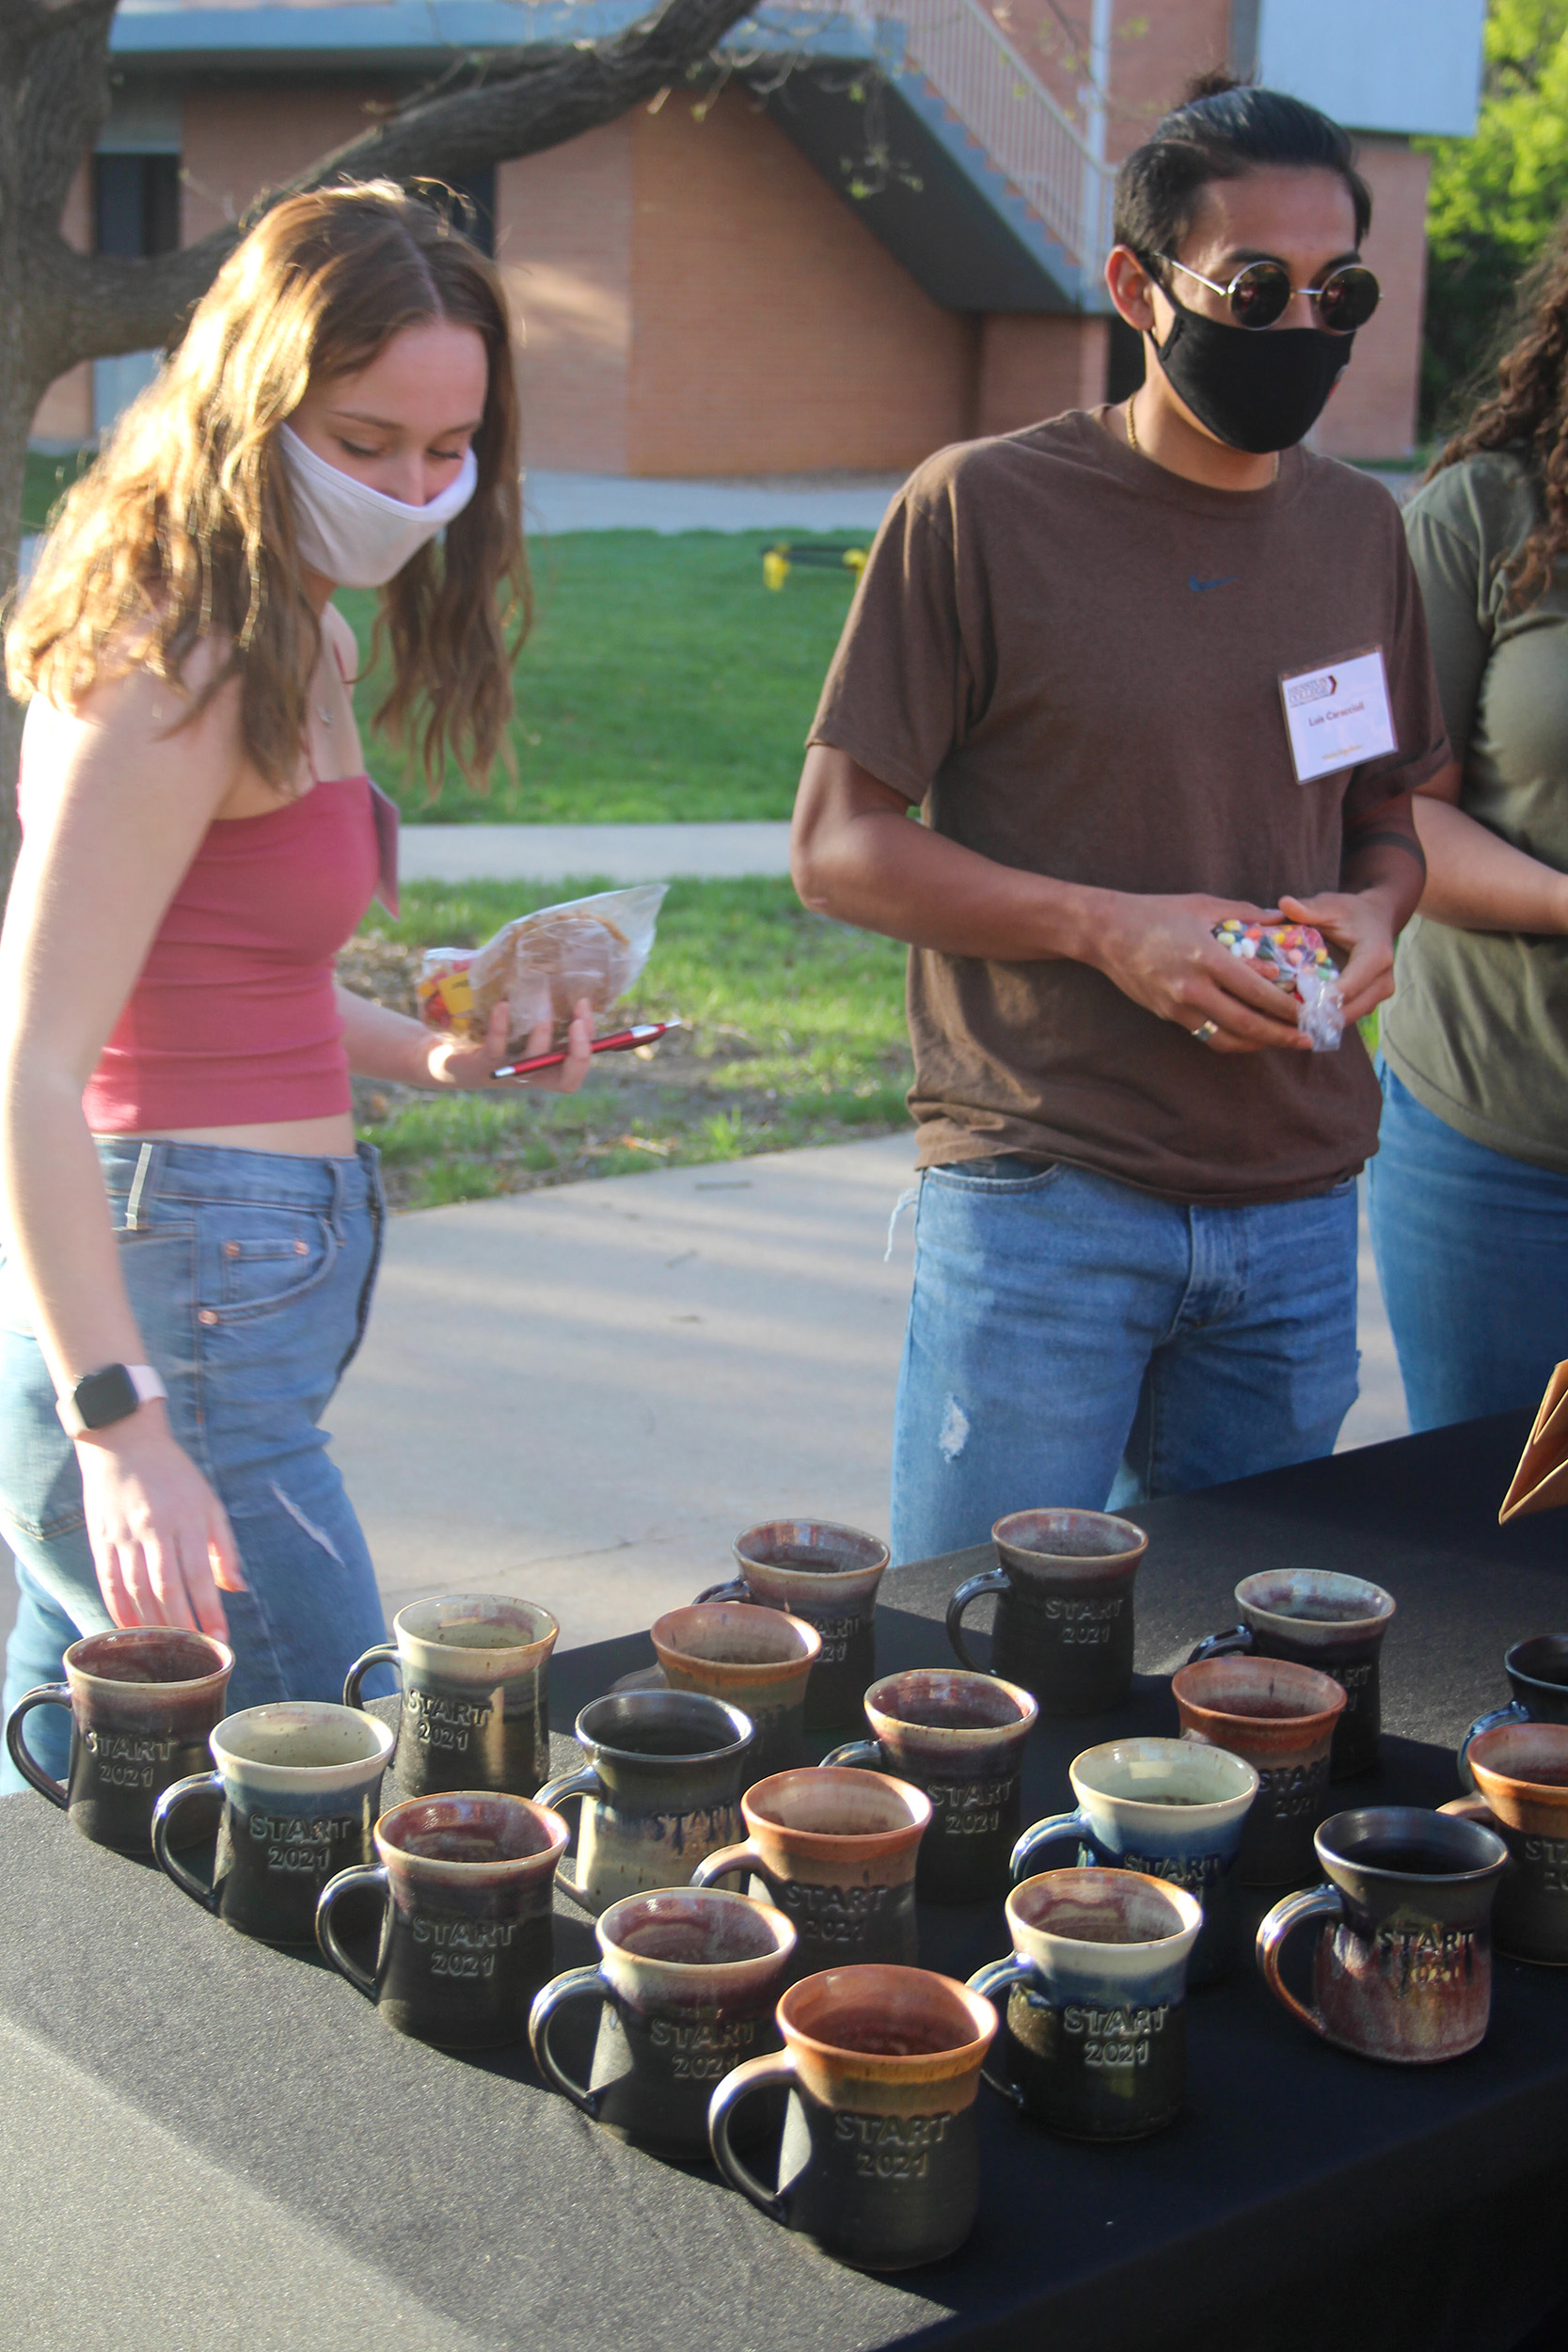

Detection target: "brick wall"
[976, 315, 1109, 436]
[497, 124, 632, 478]
[180, 84, 392, 244]
[1312, 138, 1429, 461]
[626, 86, 977, 476]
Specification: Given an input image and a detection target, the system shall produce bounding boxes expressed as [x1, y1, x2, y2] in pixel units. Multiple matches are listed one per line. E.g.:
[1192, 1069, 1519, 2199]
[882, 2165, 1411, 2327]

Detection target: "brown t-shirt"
[809, 408, 1449, 1204]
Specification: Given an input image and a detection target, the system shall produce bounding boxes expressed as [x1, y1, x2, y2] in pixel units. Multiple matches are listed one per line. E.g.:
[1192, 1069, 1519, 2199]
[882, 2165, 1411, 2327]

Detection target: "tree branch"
[26, 0, 761, 374]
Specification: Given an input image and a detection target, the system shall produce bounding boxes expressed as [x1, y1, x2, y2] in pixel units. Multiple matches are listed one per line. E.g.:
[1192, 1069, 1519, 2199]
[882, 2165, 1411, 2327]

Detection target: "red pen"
[492, 1021, 679, 1080]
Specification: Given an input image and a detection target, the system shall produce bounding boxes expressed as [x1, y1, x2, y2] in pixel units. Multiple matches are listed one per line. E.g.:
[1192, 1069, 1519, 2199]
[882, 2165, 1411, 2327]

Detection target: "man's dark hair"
[1113, 72, 1371, 285]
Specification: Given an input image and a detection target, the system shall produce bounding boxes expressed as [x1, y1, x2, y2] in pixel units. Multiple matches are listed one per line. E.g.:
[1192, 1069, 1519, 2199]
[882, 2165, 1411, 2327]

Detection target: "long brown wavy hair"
[1430, 218, 1568, 612]
[7, 181, 527, 794]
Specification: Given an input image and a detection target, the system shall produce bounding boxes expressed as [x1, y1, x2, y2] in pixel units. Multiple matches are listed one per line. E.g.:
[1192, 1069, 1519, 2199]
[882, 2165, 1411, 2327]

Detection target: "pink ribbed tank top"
[18, 762, 381, 1132]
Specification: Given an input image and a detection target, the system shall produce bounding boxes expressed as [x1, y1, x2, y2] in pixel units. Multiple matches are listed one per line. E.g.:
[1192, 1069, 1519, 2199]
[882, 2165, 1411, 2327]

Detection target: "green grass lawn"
[22, 448, 95, 535]
[339, 530, 862, 823]
[343, 877, 911, 1209]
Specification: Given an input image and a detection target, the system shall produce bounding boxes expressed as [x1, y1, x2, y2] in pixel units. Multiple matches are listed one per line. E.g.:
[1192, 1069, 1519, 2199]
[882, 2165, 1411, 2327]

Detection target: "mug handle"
[966, 1955, 1032, 2107]
[694, 1579, 749, 1605]
[533, 1764, 605, 1910]
[5, 1686, 71, 1807]
[529, 1966, 611, 2113]
[707, 2050, 797, 2218]
[1187, 1626, 1255, 1665]
[342, 1644, 403, 1770]
[1255, 1881, 1344, 2039]
[1439, 1795, 1497, 1831]
[1009, 1809, 1089, 1883]
[946, 1567, 1010, 1675]
[1457, 1700, 1528, 1791]
[690, 1839, 767, 1892]
[150, 1772, 226, 1914]
[315, 1864, 389, 1999]
[819, 1739, 881, 1770]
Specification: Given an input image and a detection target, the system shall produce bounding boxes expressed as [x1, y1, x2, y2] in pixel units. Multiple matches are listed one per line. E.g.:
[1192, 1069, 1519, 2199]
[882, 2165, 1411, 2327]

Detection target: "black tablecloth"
[7, 1411, 1568, 2352]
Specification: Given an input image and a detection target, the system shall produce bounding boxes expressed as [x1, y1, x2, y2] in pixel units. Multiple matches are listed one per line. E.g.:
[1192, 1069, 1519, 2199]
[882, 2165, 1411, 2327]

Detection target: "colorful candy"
[1212, 919, 1344, 1053]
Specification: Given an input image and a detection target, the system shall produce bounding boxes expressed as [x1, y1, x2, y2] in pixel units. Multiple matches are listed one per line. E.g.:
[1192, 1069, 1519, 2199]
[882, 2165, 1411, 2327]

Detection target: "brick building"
[38, 0, 1487, 471]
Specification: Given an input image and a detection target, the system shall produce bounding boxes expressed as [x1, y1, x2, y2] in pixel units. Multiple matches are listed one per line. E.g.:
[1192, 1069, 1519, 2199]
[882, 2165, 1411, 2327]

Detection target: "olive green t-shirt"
[1384, 453, 1568, 1171]
[809, 410, 1449, 1204]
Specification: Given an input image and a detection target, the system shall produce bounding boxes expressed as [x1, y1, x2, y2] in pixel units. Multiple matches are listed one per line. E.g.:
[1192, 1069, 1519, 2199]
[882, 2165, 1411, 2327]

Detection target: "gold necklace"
[1125, 397, 1279, 484]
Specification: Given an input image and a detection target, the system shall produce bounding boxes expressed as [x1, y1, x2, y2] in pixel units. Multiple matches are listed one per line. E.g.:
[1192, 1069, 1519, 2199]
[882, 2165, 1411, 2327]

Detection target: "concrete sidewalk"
[399, 820, 792, 883]
[0, 1136, 1408, 1660]
[523, 470, 898, 536]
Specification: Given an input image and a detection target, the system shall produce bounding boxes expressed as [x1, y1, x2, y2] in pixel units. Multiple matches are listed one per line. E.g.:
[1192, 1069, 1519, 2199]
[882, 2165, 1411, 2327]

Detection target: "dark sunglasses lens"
[1227, 262, 1292, 328]
[1317, 266, 1380, 333]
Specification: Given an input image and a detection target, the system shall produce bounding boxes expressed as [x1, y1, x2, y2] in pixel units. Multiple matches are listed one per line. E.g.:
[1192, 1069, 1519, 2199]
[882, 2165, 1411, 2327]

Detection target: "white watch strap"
[55, 1362, 167, 1438]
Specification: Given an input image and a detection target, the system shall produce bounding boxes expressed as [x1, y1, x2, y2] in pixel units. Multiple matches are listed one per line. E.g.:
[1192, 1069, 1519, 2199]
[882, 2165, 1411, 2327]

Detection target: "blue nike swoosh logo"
[1189, 573, 1240, 593]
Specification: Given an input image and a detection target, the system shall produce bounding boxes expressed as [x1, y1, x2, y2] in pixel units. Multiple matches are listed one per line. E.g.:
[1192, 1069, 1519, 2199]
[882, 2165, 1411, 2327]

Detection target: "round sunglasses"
[1151, 252, 1381, 335]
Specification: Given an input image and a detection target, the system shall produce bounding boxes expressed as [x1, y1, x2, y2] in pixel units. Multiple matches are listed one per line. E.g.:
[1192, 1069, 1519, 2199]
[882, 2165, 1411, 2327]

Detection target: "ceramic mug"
[6, 1627, 232, 1853]
[698, 1520, 890, 1733]
[1257, 1805, 1508, 2062]
[1457, 1635, 1568, 1789]
[822, 1667, 1037, 1905]
[1011, 1736, 1258, 1988]
[649, 1604, 821, 1777]
[530, 1886, 796, 2159]
[691, 1766, 930, 1977]
[947, 1508, 1146, 1716]
[1171, 1656, 1346, 1886]
[708, 1964, 997, 2271]
[1441, 1722, 1568, 1965]
[343, 1595, 559, 1799]
[536, 1690, 754, 1915]
[1189, 1569, 1395, 1779]
[152, 1703, 395, 1944]
[968, 1867, 1202, 2140]
[315, 1792, 569, 2045]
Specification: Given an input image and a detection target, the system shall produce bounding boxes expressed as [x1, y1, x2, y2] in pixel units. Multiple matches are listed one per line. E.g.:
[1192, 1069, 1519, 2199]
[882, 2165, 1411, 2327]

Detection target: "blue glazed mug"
[1458, 1635, 1568, 1791]
[1010, 1737, 1258, 1988]
[968, 1867, 1202, 2139]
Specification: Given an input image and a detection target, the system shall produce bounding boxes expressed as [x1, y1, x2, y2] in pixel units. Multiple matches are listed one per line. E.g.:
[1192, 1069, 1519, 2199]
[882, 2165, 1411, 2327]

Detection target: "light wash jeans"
[0, 1137, 391, 1792]
[1369, 1060, 1568, 1433]
[890, 1155, 1360, 1564]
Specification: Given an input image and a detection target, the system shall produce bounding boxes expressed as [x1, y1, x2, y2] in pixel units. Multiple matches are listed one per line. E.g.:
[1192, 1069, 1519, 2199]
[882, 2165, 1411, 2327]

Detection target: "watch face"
[74, 1364, 141, 1430]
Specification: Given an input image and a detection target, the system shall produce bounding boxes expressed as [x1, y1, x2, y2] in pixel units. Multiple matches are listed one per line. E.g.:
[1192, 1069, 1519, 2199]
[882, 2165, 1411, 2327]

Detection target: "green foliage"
[338, 528, 862, 824]
[22, 448, 94, 534]
[355, 878, 912, 1210]
[1420, 1, 1568, 432]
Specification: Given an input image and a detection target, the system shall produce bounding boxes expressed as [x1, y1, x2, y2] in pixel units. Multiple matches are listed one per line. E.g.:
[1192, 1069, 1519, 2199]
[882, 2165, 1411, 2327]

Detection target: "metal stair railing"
[784, 0, 1116, 277]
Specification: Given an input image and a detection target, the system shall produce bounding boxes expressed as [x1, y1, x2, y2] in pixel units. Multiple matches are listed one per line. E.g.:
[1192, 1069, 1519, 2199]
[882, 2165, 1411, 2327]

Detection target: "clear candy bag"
[417, 885, 668, 1056]
[1212, 918, 1345, 1054]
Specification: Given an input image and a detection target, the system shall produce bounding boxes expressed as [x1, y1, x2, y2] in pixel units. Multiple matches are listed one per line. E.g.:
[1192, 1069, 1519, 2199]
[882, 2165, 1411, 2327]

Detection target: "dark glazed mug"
[698, 1520, 890, 1733]
[707, 1964, 997, 2271]
[947, 1508, 1146, 1716]
[1257, 1806, 1507, 2063]
[151, 1703, 395, 1944]
[1441, 1722, 1568, 1965]
[343, 1594, 559, 1799]
[650, 1603, 821, 1776]
[316, 1792, 569, 2045]
[1458, 1635, 1568, 1789]
[822, 1667, 1037, 1905]
[1189, 1569, 1394, 1779]
[968, 1867, 1202, 2140]
[536, 1690, 754, 1915]
[1171, 1656, 1346, 1886]
[6, 1627, 231, 1852]
[691, 1766, 929, 1977]
[530, 1886, 796, 2159]
[1011, 1736, 1258, 1989]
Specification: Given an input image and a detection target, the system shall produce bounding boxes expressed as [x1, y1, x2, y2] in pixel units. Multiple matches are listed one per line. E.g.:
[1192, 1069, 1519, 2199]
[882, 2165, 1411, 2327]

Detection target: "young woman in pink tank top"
[0, 186, 591, 1780]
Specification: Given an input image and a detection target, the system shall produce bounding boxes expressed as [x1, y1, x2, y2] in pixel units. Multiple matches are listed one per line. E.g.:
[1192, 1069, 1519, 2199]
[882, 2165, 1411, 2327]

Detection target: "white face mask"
[278, 421, 479, 589]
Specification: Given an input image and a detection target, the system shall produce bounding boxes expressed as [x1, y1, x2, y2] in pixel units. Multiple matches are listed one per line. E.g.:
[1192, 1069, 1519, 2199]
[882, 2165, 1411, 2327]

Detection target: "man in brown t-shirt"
[794, 78, 1448, 1561]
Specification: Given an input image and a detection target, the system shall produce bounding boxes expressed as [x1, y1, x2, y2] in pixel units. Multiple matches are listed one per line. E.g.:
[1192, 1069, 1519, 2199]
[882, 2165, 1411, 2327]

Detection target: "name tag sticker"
[1278, 647, 1398, 784]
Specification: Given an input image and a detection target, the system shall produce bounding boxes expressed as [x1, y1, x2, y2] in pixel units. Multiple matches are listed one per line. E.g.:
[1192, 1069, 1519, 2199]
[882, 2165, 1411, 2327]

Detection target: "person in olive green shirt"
[1371, 230, 1568, 1428]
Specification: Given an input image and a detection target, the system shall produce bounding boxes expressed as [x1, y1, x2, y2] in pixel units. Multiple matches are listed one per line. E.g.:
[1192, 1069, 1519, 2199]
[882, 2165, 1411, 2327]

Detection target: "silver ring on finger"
[1190, 1019, 1220, 1046]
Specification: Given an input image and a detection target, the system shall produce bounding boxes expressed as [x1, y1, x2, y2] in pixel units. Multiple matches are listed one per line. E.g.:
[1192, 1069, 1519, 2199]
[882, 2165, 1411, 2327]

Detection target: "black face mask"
[1151, 294, 1354, 455]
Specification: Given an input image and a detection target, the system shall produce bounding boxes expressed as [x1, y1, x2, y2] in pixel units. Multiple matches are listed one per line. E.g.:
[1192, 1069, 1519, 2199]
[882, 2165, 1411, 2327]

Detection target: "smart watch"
[56, 1363, 167, 1438]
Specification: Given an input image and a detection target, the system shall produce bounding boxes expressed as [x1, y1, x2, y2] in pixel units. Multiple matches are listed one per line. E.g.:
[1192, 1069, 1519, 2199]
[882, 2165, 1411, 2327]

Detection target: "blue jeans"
[1369, 1061, 1568, 1432]
[890, 1157, 1360, 1563]
[0, 1138, 390, 1793]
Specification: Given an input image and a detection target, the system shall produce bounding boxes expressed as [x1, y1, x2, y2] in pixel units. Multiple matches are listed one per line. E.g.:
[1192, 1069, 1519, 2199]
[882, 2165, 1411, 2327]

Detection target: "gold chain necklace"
[1125, 397, 1279, 484]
